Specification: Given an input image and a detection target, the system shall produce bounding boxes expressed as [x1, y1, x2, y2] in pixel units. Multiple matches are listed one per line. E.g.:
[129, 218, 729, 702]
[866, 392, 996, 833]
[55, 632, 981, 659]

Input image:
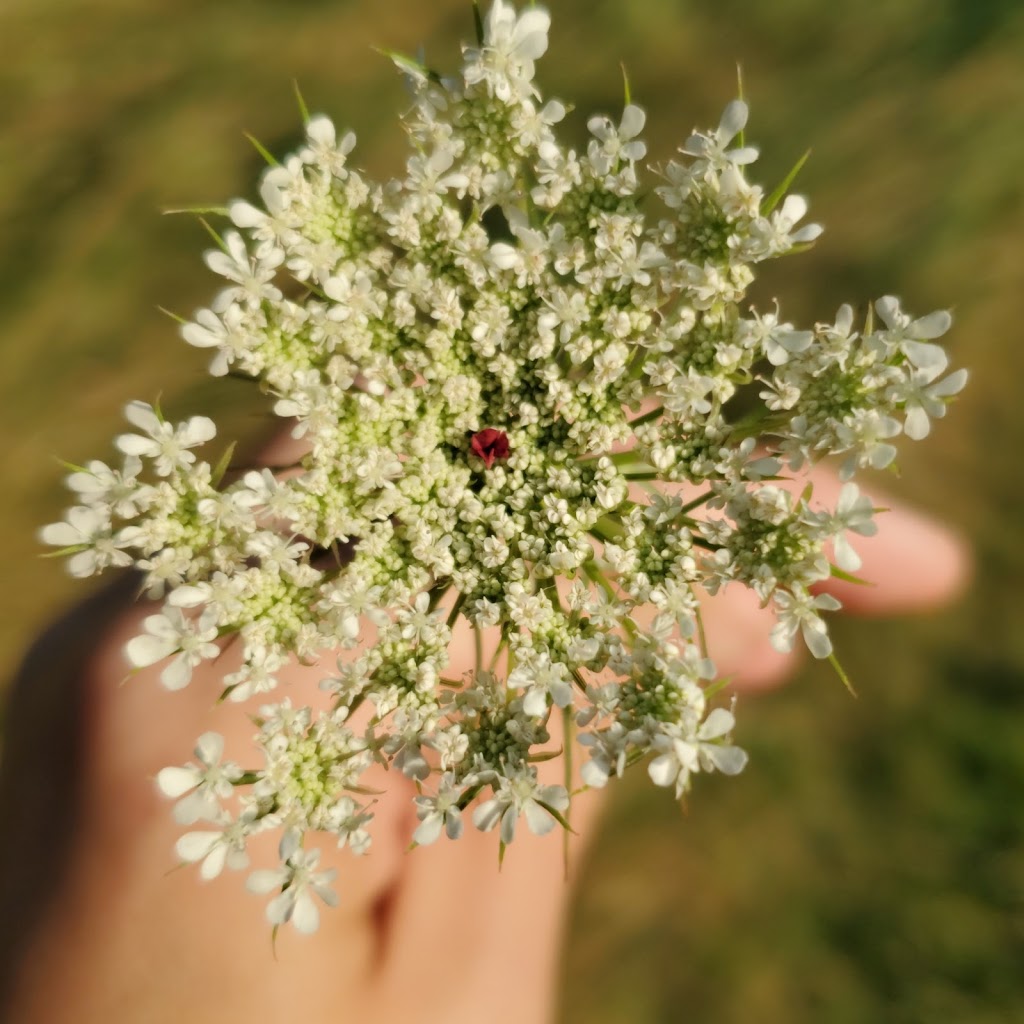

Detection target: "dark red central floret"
[470, 429, 510, 468]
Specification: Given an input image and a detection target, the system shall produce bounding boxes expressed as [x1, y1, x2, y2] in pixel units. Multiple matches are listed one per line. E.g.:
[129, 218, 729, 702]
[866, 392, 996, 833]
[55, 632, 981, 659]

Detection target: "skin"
[6, 468, 968, 1024]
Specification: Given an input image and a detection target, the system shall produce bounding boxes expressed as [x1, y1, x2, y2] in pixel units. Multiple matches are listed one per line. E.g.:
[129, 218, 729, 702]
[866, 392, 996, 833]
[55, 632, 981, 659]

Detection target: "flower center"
[469, 428, 510, 468]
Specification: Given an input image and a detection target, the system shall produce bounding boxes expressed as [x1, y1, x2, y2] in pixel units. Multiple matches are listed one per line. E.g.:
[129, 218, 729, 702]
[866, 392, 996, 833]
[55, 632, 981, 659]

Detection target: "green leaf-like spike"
[762, 148, 811, 216]
[828, 652, 858, 697]
[162, 204, 231, 218]
[293, 79, 311, 124]
[472, 0, 485, 46]
[244, 133, 280, 167]
[211, 441, 238, 489]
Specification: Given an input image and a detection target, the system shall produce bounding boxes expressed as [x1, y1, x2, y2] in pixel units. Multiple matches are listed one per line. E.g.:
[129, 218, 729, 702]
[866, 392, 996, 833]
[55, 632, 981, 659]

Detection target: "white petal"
[580, 759, 609, 788]
[172, 789, 216, 826]
[156, 765, 200, 798]
[780, 193, 809, 223]
[265, 890, 294, 926]
[181, 321, 222, 348]
[832, 535, 863, 573]
[835, 304, 855, 335]
[542, 99, 566, 123]
[904, 406, 931, 441]
[705, 744, 748, 776]
[413, 814, 443, 846]
[472, 799, 503, 833]
[205, 251, 241, 281]
[182, 416, 217, 446]
[145, 611, 183, 640]
[306, 114, 336, 147]
[791, 223, 823, 242]
[523, 800, 555, 837]
[513, 9, 551, 59]
[246, 868, 285, 895]
[802, 620, 833, 659]
[291, 891, 321, 934]
[728, 146, 760, 165]
[168, 585, 210, 608]
[769, 620, 796, 654]
[195, 732, 225, 765]
[224, 231, 248, 264]
[39, 522, 82, 547]
[587, 114, 612, 141]
[718, 99, 748, 142]
[445, 810, 464, 841]
[536, 784, 569, 811]
[123, 401, 160, 434]
[648, 753, 678, 788]
[931, 368, 968, 397]
[875, 295, 902, 329]
[226, 848, 251, 873]
[314, 881, 339, 908]
[160, 654, 194, 690]
[199, 843, 228, 881]
[499, 805, 518, 845]
[125, 634, 177, 668]
[910, 309, 952, 339]
[489, 243, 519, 269]
[175, 830, 219, 863]
[698, 707, 736, 741]
[67, 551, 100, 578]
[522, 687, 547, 717]
[903, 340, 948, 372]
[114, 434, 159, 457]
[620, 104, 646, 139]
[229, 201, 265, 228]
[278, 830, 302, 862]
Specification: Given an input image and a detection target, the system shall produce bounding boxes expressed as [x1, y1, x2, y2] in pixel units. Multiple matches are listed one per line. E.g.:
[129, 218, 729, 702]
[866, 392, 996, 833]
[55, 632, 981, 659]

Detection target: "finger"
[687, 467, 968, 690]
[84, 606, 416, 920]
[699, 583, 802, 690]
[819, 497, 970, 614]
[374, 711, 605, 1024]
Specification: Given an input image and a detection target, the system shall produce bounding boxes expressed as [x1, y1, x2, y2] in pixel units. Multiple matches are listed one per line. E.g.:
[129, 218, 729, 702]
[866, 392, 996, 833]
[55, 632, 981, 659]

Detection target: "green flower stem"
[629, 405, 663, 428]
[694, 604, 709, 660]
[679, 489, 714, 515]
[446, 591, 467, 627]
[427, 582, 451, 613]
[489, 629, 509, 673]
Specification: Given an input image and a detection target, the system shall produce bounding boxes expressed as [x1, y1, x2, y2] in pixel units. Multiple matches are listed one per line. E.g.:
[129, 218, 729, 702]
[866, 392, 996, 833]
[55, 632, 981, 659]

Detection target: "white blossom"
[125, 607, 221, 689]
[40, 0, 964, 936]
[472, 767, 569, 844]
[115, 401, 216, 476]
[247, 833, 338, 935]
[156, 732, 243, 824]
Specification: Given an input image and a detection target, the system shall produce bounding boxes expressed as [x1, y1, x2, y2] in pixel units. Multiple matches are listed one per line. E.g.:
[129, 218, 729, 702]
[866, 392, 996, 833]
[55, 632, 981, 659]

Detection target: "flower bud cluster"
[40, 0, 964, 932]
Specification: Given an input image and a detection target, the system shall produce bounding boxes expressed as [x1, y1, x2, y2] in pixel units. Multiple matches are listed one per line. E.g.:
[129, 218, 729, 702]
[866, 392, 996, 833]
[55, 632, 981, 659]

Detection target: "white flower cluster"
[41, 0, 965, 933]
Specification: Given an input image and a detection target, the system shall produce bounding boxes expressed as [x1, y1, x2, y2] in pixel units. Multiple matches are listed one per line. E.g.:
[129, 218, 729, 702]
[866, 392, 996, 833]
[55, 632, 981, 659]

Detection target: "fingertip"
[730, 642, 802, 692]
[699, 584, 801, 692]
[827, 502, 971, 615]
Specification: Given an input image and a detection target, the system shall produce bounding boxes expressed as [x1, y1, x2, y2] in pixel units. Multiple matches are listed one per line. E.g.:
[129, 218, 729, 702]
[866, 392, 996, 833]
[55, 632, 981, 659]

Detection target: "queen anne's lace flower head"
[40, 2, 965, 933]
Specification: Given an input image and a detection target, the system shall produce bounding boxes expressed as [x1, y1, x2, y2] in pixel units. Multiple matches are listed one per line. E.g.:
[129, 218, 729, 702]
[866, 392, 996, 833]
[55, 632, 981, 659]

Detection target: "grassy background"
[2, 0, 1021, 1019]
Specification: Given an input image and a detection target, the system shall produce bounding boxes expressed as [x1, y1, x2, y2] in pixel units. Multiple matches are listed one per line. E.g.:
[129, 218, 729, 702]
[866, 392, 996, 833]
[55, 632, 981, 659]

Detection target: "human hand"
[4, 471, 967, 1024]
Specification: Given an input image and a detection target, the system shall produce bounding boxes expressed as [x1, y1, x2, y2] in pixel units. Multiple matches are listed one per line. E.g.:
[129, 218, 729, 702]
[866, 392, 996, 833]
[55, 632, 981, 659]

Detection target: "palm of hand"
[8, 465, 965, 1024]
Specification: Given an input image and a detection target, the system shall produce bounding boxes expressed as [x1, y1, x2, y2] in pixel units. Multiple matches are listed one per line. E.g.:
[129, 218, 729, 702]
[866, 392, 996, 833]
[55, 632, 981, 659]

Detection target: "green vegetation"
[3, 0, 1021, 1019]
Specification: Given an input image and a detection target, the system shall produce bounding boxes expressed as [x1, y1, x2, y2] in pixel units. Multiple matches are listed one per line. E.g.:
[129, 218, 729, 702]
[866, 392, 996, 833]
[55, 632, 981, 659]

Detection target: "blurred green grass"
[2, 0, 1021, 1020]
